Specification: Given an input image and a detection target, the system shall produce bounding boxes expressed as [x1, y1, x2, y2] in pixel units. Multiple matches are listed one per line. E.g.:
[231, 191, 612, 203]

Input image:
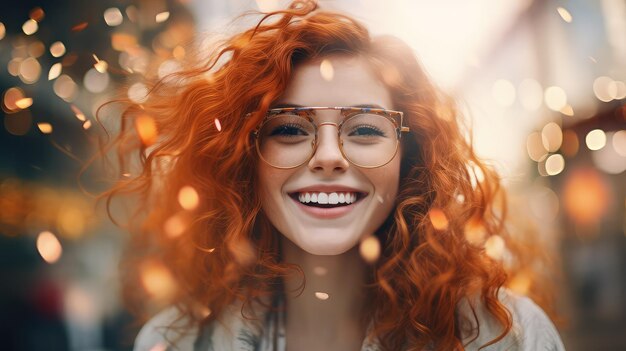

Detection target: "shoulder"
[460, 290, 566, 351]
[133, 307, 198, 351]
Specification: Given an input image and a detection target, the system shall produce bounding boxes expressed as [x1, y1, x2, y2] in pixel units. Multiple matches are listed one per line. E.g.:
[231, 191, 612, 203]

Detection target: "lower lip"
[290, 196, 362, 219]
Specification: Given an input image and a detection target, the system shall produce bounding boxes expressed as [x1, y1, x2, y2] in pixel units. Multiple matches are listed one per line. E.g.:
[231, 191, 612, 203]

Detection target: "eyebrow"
[271, 103, 387, 109]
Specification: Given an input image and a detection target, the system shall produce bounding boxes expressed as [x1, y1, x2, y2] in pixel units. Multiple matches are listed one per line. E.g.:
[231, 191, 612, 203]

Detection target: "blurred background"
[0, 0, 624, 350]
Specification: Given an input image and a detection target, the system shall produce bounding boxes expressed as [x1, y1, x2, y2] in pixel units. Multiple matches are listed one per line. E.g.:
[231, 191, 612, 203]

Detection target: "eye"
[269, 124, 309, 137]
[348, 125, 386, 137]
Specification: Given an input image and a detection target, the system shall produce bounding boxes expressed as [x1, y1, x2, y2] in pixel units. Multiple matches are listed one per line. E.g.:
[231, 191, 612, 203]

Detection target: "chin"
[292, 232, 359, 256]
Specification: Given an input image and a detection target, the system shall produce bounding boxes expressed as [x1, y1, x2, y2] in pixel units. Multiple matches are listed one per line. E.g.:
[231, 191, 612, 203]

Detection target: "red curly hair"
[99, 1, 556, 350]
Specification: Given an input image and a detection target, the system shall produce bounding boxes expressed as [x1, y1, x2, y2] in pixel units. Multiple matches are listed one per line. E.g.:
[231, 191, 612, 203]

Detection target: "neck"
[281, 237, 369, 351]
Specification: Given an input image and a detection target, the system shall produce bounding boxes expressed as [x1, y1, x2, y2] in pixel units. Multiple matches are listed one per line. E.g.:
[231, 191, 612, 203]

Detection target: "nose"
[308, 123, 349, 174]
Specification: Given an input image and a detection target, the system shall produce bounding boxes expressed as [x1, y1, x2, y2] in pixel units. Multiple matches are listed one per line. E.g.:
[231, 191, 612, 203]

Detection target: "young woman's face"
[257, 55, 401, 255]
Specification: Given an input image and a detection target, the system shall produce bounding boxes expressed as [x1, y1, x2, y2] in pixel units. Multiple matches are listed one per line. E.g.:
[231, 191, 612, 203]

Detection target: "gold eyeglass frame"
[251, 106, 410, 169]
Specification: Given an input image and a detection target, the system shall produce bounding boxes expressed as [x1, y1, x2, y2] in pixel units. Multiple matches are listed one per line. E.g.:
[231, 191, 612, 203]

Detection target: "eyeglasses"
[251, 106, 409, 169]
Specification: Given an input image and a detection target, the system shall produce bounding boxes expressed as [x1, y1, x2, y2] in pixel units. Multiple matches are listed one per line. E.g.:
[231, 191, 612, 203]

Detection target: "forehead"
[276, 55, 393, 109]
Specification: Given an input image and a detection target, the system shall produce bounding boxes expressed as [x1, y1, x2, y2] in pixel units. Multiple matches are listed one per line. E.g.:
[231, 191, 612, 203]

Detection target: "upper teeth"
[297, 192, 358, 205]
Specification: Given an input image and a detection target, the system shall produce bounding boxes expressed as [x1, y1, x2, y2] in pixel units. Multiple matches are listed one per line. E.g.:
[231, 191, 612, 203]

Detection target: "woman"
[106, 1, 565, 350]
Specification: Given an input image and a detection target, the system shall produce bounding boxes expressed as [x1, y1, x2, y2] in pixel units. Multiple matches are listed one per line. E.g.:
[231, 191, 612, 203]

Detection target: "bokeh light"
[104, 8, 124, 27]
[541, 122, 563, 152]
[585, 129, 606, 151]
[319, 59, 334, 81]
[428, 208, 449, 230]
[359, 236, 381, 263]
[37, 231, 63, 264]
[544, 86, 567, 111]
[563, 168, 610, 225]
[178, 186, 199, 210]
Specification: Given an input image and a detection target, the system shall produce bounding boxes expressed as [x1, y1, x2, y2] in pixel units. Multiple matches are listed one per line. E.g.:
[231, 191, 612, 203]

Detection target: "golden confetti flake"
[557, 7, 572, 23]
[50, 41, 66, 57]
[15, 97, 33, 109]
[140, 260, 177, 301]
[314, 292, 330, 300]
[156, 11, 170, 23]
[48, 62, 62, 80]
[359, 236, 380, 263]
[0, 22, 5, 40]
[22, 19, 38, 35]
[103, 7, 123, 27]
[135, 114, 158, 146]
[428, 208, 449, 231]
[29, 7, 45, 22]
[484, 235, 505, 260]
[164, 212, 188, 238]
[72, 22, 89, 32]
[178, 185, 199, 210]
[83, 120, 92, 129]
[319, 59, 334, 81]
[37, 231, 63, 263]
[71, 105, 86, 121]
[3, 87, 25, 112]
[37, 122, 53, 134]
[214, 118, 222, 132]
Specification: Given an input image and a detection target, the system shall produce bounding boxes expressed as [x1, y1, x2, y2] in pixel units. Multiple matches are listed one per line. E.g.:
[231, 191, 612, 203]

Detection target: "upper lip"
[288, 185, 367, 194]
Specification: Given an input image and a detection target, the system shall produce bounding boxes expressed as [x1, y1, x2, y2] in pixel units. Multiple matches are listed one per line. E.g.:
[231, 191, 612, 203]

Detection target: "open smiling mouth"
[288, 191, 367, 208]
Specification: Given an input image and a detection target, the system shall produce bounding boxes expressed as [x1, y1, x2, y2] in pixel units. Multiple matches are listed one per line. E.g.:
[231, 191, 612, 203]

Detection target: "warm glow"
[128, 82, 149, 103]
[135, 114, 158, 146]
[526, 132, 547, 162]
[544, 86, 567, 111]
[50, 41, 66, 57]
[19, 57, 42, 84]
[613, 130, 626, 157]
[314, 292, 330, 300]
[84, 68, 110, 93]
[428, 208, 449, 230]
[71, 105, 86, 121]
[545, 154, 565, 176]
[94, 60, 108, 73]
[464, 217, 486, 246]
[518, 79, 543, 111]
[541, 122, 562, 152]
[83, 120, 92, 130]
[592, 76, 614, 102]
[173, 46, 186, 60]
[3, 87, 25, 112]
[484, 235, 505, 260]
[37, 122, 53, 134]
[0, 22, 5, 40]
[585, 129, 606, 151]
[529, 186, 559, 222]
[164, 212, 188, 238]
[255, 0, 282, 12]
[319, 59, 334, 81]
[313, 266, 327, 276]
[53, 75, 78, 101]
[104, 7, 124, 26]
[22, 19, 38, 35]
[140, 260, 177, 301]
[560, 104, 574, 116]
[491, 79, 516, 107]
[508, 271, 532, 295]
[178, 186, 199, 210]
[37, 231, 63, 263]
[563, 168, 609, 225]
[359, 236, 381, 263]
[591, 132, 626, 174]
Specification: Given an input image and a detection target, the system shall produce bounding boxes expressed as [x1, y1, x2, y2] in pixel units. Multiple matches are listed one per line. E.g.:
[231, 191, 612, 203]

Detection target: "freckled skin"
[257, 55, 401, 255]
